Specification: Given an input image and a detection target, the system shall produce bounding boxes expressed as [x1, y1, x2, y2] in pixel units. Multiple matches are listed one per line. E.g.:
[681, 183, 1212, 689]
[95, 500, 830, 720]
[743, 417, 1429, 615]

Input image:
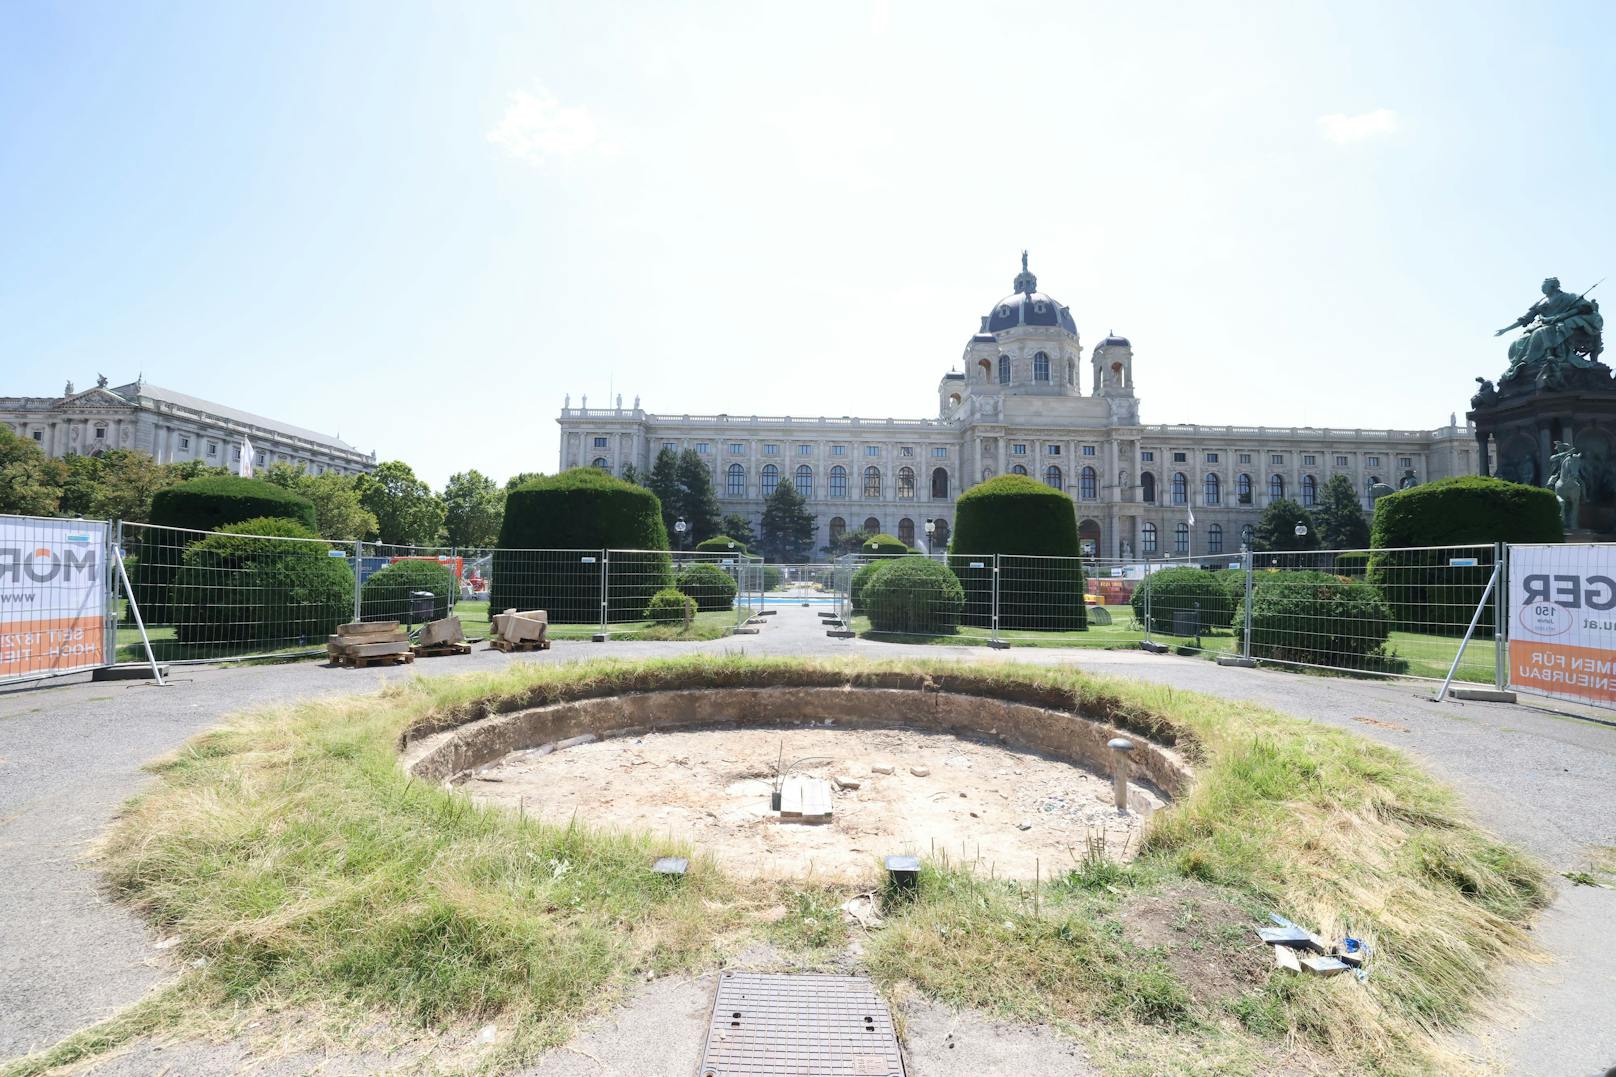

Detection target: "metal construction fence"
[844, 543, 1508, 687]
[4, 506, 1610, 710]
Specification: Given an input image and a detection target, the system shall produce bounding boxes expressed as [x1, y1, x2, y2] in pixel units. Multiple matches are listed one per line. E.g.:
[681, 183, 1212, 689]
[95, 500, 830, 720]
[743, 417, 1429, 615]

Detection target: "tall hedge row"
[168, 517, 351, 648]
[1367, 476, 1561, 634]
[490, 468, 671, 622]
[137, 476, 320, 622]
[950, 474, 1086, 630]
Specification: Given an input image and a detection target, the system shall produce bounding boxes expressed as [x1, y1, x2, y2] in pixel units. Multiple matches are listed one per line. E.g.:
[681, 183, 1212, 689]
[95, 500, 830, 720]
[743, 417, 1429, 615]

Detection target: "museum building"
[0, 377, 377, 477]
[557, 257, 1477, 559]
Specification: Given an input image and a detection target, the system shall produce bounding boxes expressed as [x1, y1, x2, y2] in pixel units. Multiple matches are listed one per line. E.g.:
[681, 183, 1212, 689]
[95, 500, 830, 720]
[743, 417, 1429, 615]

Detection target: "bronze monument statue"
[1495, 277, 1603, 383]
[1548, 440, 1586, 530]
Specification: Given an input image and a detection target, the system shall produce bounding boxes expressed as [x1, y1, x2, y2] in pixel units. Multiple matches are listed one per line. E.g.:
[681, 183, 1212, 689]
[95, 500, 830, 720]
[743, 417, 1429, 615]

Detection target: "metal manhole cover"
[698, 971, 904, 1077]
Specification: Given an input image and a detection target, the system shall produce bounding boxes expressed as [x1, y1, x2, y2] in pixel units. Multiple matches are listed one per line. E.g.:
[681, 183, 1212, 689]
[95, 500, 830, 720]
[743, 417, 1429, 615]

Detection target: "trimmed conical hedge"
[490, 468, 671, 623]
[950, 474, 1086, 630]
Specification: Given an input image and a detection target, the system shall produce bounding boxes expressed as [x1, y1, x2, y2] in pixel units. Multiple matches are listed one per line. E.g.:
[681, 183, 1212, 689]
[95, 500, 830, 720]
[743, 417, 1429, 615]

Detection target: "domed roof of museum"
[1100, 333, 1131, 347]
[984, 253, 1078, 336]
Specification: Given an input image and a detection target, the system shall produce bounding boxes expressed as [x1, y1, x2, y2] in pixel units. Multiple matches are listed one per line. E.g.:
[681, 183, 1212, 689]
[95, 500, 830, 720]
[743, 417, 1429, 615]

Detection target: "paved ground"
[2, 603, 1612, 1075]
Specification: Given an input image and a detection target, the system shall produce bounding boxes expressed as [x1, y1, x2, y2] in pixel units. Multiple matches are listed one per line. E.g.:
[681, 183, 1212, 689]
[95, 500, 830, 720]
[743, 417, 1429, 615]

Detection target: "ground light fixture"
[652, 856, 688, 877]
[883, 855, 920, 892]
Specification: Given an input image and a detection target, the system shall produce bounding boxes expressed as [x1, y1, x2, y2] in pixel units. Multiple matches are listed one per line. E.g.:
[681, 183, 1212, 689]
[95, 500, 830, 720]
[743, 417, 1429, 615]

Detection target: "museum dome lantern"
[984, 251, 1078, 336]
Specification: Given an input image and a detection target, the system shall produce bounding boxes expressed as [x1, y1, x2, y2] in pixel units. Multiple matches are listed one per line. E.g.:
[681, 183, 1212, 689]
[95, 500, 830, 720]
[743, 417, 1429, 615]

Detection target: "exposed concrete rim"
[401, 686, 1191, 799]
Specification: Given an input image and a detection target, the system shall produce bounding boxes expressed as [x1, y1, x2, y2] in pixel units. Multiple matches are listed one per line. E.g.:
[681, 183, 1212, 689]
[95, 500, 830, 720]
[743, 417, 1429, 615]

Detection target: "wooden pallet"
[413, 641, 472, 658]
[332, 650, 415, 669]
[487, 637, 551, 653]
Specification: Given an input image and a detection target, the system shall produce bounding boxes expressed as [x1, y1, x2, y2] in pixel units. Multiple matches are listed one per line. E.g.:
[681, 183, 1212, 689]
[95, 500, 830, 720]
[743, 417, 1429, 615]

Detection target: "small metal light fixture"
[884, 854, 920, 892]
[1294, 523, 1308, 538]
[652, 856, 688, 878]
[1107, 737, 1135, 811]
[675, 517, 688, 550]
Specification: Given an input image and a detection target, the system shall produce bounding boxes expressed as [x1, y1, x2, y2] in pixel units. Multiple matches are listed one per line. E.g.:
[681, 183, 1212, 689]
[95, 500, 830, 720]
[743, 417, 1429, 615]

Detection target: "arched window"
[931, 467, 949, 499]
[897, 466, 915, 500]
[898, 518, 915, 546]
[1011, 464, 1028, 476]
[1046, 464, 1064, 490]
[1174, 522, 1190, 554]
[1269, 474, 1285, 501]
[998, 355, 1011, 384]
[828, 516, 846, 542]
[795, 464, 813, 497]
[863, 465, 881, 498]
[1236, 473, 1253, 505]
[932, 517, 950, 547]
[1171, 472, 1188, 505]
[863, 516, 880, 533]
[591, 457, 609, 469]
[761, 463, 779, 497]
[1204, 473, 1220, 505]
[1142, 522, 1158, 554]
[726, 463, 746, 497]
[978, 357, 992, 382]
[829, 465, 848, 498]
[1033, 351, 1050, 382]
[1301, 474, 1317, 507]
[1080, 466, 1097, 500]
[1209, 524, 1224, 553]
[1141, 472, 1156, 503]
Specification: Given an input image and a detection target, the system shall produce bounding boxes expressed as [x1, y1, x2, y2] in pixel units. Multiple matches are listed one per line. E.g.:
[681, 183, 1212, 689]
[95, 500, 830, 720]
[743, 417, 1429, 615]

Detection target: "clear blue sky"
[3, 1, 1613, 488]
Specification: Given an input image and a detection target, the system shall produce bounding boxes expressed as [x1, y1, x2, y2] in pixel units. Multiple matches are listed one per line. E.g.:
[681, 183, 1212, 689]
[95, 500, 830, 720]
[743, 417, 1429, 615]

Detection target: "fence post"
[1242, 547, 1254, 659]
[990, 554, 1001, 643]
[1494, 541, 1508, 690]
[351, 540, 363, 623]
[107, 519, 123, 667]
[599, 549, 610, 639]
[1142, 556, 1152, 644]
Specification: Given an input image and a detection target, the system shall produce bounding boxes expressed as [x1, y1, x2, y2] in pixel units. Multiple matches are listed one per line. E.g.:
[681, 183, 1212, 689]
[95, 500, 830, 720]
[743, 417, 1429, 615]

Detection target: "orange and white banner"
[0, 518, 109, 681]
[1507, 543, 1616, 707]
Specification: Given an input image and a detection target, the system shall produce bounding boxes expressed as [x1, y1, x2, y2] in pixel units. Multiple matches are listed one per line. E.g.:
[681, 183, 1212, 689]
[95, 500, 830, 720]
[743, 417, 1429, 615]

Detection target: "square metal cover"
[699, 971, 904, 1077]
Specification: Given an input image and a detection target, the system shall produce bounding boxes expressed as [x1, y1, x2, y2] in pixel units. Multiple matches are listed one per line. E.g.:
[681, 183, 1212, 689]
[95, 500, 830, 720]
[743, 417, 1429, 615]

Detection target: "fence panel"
[120, 520, 350, 665]
[0, 513, 114, 684]
[1250, 544, 1497, 682]
[1505, 542, 1616, 708]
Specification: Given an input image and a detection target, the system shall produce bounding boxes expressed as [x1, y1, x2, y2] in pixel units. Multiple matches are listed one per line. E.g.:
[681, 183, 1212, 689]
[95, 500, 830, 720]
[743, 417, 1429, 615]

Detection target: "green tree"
[356, 461, 445, 546]
[646, 448, 682, 539]
[262, 463, 377, 540]
[0, 426, 66, 516]
[1253, 498, 1319, 551]
[504, 471, 544, 492]
[440, 469, 504, 548]
[1312, 473, 1370, 550]
[759, 479, 816, 562]
[721, 512, 757, 550]
[676, 450, 722, 541]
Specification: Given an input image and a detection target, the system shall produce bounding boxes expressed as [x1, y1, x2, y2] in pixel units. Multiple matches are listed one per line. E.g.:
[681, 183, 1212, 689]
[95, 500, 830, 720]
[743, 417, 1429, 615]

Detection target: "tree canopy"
[760, 478, 816, 562]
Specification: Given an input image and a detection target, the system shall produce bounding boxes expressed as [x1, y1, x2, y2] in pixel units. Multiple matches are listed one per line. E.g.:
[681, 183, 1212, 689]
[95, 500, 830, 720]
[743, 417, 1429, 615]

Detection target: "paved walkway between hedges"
[1, 604, 1612, 1075]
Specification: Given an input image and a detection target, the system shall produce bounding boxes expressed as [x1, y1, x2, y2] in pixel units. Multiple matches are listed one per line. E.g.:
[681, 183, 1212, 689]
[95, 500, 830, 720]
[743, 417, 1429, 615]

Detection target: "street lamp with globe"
[675, 518, 688, 551]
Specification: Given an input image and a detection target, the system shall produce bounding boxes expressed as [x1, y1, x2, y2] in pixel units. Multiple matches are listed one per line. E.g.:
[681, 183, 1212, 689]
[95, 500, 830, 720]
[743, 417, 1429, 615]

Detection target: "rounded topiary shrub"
[861, 533, 910, 556]
[863, 556, 964, 634]
[1367, 476, 1561, 635]
[491, 469, 671, 623]
[694, 535, 748, 555]
[1333, 551, 1370, 577]
[137, 476, 319, 623]
[1130, 567, 1236, 634]
[850, 559, 885, 615]
[169, 517, 352, 649]
[950, 474, 1086, 631]
[645, 588, 695, 625]
[676, 562, 738, 612]
[1234, 570, 1398, 672]
[360, 558, 456, 623]
[762, 565, 785, 591]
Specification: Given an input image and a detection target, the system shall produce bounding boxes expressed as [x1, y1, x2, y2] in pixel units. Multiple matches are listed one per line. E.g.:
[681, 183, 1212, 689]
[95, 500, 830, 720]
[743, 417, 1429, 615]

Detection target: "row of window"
[992, 352, 1055, 384]
[825, 516, 950, 548]
[1138, 522, 1238, 555]
[713, 464, 952, 500]
[1007, 443, 1098, 457]
[1142, 449, 1415, 469]
[1137, 471, 1401, 507]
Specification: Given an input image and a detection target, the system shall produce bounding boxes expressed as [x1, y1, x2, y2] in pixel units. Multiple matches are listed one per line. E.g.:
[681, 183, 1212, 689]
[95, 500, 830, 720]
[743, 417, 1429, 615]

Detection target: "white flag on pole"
[238, 437, 254, 477]
[1186, 502, 1195, 528]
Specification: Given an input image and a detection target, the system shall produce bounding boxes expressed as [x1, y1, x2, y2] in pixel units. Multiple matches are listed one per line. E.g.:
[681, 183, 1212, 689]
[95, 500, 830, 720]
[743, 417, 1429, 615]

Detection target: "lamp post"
[675, 517, 687, 551]
[924, 518, 935, 554]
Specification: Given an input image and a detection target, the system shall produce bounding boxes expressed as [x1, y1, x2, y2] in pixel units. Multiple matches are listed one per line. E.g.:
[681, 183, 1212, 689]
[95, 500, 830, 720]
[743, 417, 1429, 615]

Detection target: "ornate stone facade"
[558, 258, 1473, 558]
[0, 377, 376, 477]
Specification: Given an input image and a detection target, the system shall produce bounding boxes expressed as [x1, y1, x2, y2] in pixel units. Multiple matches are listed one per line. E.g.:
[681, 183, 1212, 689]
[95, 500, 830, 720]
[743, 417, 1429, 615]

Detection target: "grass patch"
[15, 656, 1546, 1076]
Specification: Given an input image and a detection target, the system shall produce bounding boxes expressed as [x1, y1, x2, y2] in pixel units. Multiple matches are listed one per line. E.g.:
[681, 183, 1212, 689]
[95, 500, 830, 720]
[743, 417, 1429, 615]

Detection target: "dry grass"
[0, 655, 1547, 1076]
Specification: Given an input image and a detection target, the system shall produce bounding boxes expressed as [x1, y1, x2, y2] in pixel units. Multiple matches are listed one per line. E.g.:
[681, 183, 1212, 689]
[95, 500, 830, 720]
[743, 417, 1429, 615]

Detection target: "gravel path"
[1, 605, 1611, 1075]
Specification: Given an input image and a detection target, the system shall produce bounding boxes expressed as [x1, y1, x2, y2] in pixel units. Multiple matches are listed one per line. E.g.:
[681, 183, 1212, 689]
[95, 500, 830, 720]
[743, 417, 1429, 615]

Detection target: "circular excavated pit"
[402, 686, 1189, 882]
